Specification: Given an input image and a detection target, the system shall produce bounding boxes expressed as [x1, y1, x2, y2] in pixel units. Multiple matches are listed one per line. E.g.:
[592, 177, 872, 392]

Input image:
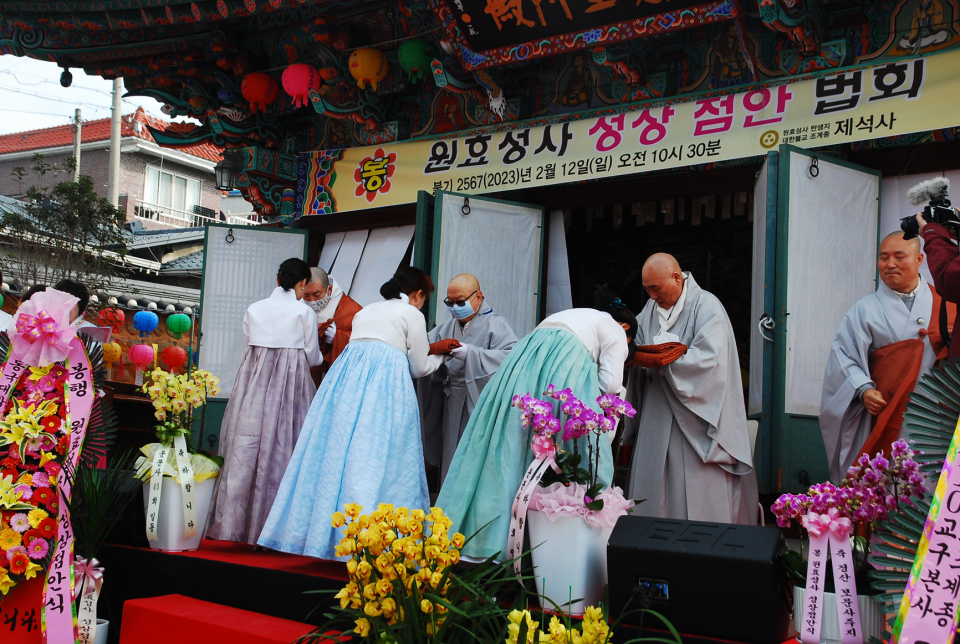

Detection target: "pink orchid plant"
[511, 386, 636, 513]
[771, 439, 926, 529]
[771, 439, 926, 592]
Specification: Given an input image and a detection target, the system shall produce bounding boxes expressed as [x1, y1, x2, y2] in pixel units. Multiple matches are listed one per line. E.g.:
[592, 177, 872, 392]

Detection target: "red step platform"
[119, 594, 320, 644]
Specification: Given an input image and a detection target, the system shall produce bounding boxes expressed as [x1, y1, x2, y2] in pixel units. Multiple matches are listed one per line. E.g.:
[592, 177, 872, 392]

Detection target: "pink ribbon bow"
[801, 508, 853, 539]
[16, 310, 57, 345]
[74, 556, 104, 597]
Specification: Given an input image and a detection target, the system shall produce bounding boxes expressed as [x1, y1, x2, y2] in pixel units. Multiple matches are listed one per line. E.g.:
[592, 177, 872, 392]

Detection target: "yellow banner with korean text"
[296, 49, 960, 215]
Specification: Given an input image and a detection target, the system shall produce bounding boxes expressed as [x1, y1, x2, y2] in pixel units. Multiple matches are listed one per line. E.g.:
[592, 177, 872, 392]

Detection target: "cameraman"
[917, 211, 960, 361]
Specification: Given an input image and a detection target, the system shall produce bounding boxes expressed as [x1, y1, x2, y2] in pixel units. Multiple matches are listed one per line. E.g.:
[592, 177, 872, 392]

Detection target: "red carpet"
[114, 539, 349, 581]
[119, 594, 324, 644]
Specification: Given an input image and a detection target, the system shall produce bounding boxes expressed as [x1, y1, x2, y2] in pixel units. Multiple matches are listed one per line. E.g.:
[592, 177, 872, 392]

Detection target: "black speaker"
[608, 516, 793, 644]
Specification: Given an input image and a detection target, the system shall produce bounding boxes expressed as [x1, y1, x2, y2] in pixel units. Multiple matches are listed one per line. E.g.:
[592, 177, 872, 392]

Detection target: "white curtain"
[784, 155, 879, 416]
[545, 210, 573, 316]
[329, 229, 369, 293]
[436, 194, 543, 338]
[317, 231, 346, 272]
[349, 225, 416, 306]
[199, 228, 307, 397]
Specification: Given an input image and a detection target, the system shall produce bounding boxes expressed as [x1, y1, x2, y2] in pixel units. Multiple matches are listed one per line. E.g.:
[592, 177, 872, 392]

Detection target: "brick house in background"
[0, 107, 226, 230]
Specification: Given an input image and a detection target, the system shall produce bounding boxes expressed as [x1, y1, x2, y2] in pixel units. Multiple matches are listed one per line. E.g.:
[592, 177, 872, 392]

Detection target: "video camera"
[901, 177, 960, 239]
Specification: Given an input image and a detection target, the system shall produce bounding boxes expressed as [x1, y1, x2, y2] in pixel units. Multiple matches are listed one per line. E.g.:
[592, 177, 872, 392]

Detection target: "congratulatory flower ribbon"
[799, 509, 862, 644]
[74, 556, 104, 644]
[16, 311, 57, 344]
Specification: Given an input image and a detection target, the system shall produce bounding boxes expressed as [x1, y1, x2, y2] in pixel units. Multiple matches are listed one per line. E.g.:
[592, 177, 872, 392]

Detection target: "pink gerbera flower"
[5, 545, 27, 562]
[9, 514, 30, 533]
[27, 537, 49, 559]
[32, 472, 53, 487]
[14, 485, 32, 501]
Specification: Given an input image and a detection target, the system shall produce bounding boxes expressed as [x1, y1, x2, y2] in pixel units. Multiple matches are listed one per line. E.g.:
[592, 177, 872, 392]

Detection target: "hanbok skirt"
[206, 346, 317, 544]
[258, 340, 429, 560]
[436, 328, 614, 561]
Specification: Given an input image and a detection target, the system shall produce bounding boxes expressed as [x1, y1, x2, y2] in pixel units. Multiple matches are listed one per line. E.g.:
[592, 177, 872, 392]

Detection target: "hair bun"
[593, 284, 622, 309]
[380, 278, 402, 300]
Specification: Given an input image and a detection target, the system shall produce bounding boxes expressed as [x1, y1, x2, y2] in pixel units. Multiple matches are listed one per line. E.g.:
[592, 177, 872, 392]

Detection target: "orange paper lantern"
[348, 48, 389, 91]
[282, 63, 322, 108]
[241, 72, 279, 113]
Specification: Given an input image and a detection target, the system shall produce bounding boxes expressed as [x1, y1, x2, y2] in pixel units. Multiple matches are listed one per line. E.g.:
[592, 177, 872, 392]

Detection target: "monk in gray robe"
[623, 253, 758, 524]
[820, 232, 954, 484]
[418, 273, 518, 483]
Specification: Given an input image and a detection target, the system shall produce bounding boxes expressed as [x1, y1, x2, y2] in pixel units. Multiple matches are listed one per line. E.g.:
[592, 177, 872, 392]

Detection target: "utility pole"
[72, 108, 81, 181]
[107, 77, 123, 207]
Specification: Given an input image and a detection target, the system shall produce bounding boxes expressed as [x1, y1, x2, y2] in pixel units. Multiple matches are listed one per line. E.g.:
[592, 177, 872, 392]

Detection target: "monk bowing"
[820, 231, 956, 484]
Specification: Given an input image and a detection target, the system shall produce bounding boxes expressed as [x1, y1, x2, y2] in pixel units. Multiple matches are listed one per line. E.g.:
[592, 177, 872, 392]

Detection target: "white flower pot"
[793, 586, 883, 644]
[527, 510, 613, 616]
[95, 619, 109, 644]
[141, 477, 216, 552]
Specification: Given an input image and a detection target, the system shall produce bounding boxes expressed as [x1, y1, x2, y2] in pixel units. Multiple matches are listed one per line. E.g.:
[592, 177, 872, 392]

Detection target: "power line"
[0, 108, 77, 118]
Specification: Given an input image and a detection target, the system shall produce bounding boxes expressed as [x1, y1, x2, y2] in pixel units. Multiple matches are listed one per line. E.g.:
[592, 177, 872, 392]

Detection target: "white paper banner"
[173, 433, 198, 538]
[145, 446, 170, 541]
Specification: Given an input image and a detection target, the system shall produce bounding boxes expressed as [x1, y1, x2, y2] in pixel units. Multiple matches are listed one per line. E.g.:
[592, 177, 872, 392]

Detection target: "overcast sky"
[0, 56, 197, 135]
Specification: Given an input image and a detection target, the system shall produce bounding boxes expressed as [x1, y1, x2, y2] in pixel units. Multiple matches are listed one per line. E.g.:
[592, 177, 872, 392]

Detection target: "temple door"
[414, 190, 545, 337]
[771, 145, 881, 492]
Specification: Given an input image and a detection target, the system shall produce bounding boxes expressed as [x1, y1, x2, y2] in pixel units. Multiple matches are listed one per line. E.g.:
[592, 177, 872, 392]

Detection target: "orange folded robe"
[860, 288, 955, 458]
[626, 342, 688, 369]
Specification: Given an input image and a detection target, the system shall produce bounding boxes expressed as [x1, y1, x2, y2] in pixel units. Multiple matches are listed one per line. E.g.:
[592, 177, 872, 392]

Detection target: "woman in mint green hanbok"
[436, 287, 637, 561]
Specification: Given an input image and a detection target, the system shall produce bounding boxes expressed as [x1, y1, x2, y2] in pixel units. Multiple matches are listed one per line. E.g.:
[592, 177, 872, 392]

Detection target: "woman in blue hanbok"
[259, 267, 443, 560]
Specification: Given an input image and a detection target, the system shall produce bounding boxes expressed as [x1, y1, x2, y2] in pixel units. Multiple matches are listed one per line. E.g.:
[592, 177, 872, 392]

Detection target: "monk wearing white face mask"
[302, 267, 362, 385]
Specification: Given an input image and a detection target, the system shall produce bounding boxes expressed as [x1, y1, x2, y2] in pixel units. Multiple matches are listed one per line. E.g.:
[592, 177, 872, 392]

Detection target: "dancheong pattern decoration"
[0, 0, 958, 220]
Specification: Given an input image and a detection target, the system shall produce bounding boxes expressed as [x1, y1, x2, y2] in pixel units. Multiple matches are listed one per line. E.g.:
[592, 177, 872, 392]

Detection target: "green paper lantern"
[398, 37, 438, 83]
[166, 313, 192, 339]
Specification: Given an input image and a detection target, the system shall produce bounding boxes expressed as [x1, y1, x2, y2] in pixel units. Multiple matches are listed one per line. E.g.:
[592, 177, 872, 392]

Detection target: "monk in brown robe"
[820, 232, 956, 483]
[303, 267, 363, 386]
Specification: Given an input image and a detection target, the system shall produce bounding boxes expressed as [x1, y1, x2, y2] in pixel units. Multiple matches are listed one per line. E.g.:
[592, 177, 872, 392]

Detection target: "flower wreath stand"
[0, 289, 118, 644]
[773, 440, 926, 644]
[135, 367, 221, 552]
[508, 387, 638, 615]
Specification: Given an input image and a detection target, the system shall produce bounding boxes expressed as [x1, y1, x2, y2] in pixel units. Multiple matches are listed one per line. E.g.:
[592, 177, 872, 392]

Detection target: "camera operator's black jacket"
[922, 222, 960, 362]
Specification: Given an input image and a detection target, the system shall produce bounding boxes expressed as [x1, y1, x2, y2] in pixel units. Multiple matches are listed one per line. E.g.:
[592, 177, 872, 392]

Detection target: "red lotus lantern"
[282, 64, 322, 109]
[161, 345, 188, 374]
[241, 72, 280, 113]
[97, 308, 125, 334]
[129, 344, 155, 385]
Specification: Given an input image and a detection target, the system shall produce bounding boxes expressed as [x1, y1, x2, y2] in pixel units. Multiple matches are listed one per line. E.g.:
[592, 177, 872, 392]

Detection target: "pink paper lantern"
[129, 344, 155, 370]
[282, 64, 322, 109]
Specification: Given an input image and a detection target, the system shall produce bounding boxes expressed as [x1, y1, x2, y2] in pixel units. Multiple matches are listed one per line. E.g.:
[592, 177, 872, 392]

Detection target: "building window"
[137, 167, 206, 227]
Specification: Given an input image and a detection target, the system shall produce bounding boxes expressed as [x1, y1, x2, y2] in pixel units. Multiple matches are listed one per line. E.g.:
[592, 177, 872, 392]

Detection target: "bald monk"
[303, 267, 363, 386]
[820, 232, 955, 483]
[417, 273, 518, 483]
[622, 253, 758, 524]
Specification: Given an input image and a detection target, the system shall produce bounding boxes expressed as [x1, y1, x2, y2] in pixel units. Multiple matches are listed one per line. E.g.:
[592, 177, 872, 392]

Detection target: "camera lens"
[901, 215, 920, 240]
